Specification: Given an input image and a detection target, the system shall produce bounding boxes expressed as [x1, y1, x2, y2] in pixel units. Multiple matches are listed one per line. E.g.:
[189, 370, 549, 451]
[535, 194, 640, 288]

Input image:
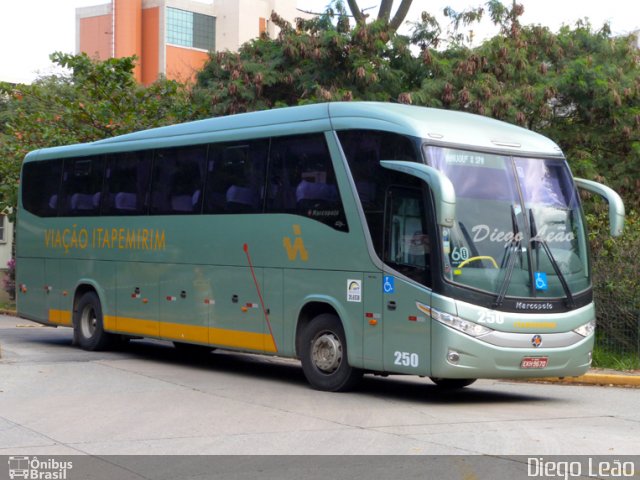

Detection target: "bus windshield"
[425, 146, 590, 300]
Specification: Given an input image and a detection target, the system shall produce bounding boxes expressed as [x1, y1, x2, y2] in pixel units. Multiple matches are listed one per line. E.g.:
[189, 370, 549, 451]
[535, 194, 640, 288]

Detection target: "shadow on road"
[6, 325, 559, 405]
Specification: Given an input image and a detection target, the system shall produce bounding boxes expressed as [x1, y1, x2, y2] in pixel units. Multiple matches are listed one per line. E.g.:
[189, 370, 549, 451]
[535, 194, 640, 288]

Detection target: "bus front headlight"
[432, 309, 492, 338]
[573, 319, 596, 337]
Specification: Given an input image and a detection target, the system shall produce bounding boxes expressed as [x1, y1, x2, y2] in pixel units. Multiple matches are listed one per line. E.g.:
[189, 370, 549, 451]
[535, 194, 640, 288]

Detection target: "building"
[76, 0, 302, 84]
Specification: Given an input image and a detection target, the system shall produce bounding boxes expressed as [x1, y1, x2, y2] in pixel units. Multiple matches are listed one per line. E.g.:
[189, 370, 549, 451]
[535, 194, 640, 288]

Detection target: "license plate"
[520, 357, 548, 369]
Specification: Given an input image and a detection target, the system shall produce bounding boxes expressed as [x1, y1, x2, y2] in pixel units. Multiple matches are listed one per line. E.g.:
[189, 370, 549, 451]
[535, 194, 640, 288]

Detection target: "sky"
[0, 0, 638, 84]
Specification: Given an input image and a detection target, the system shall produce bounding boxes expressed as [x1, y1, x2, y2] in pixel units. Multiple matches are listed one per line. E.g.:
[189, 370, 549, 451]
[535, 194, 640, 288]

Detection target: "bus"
[16, 102, 625, 391]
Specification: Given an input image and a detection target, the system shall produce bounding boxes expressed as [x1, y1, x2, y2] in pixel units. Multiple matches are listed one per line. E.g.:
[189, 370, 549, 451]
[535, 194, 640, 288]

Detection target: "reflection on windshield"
[425, 146, 590, 299]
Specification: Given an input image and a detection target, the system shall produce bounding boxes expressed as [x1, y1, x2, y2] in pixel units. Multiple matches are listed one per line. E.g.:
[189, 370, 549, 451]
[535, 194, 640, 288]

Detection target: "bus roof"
[25, 102, 564, 161]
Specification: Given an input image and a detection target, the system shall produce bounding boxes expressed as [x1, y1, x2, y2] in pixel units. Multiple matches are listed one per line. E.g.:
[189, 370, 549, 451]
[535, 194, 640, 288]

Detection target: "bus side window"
[22, 159, 63, 217]
[151, 146, 207, 215]
[59, 156, 105, 217]
[203, 140, 268, 214]
[267, 134, 348, 232]
[102, 151, 152, 216]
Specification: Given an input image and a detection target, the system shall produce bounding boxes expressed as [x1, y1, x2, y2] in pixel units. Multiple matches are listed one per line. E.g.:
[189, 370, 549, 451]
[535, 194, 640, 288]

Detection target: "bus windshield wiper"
[529, 209, 575, 308]
[493, 205, 521, 308]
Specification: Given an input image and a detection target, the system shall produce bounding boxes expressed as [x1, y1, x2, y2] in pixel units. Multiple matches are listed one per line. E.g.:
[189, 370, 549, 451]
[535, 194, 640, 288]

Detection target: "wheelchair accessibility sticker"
[535, 272, 548, 291]
[383, 276, 395, 294]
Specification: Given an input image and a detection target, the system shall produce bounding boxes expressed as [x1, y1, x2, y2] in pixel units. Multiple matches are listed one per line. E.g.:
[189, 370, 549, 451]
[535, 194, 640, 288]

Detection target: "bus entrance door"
[381, 186, 432, 375]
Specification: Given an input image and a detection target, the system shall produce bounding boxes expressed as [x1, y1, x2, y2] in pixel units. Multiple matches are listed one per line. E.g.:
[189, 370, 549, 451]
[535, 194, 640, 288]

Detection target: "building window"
[0, 215, 5, 243]
[166, 7, 215, 51]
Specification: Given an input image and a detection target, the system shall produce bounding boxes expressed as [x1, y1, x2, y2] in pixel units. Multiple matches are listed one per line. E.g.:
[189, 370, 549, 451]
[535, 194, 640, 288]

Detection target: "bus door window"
[151, 146, 207, 215]
[203, 140, 268, 214]
[59, 156, 105, 216]
[384, 187, 431, 287]
[102, 151, 152, 215]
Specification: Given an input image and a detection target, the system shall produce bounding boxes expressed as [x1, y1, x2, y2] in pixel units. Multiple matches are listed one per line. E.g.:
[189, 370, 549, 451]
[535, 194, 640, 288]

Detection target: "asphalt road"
[1, 314, 639, 457]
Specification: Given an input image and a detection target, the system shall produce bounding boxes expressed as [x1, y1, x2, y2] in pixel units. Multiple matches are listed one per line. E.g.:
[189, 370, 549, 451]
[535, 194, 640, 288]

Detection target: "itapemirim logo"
[7, 456, 73, 480]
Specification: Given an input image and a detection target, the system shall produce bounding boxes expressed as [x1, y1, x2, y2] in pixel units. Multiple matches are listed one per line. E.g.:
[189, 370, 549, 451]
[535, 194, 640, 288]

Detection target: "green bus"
[16, 102, 625, 391]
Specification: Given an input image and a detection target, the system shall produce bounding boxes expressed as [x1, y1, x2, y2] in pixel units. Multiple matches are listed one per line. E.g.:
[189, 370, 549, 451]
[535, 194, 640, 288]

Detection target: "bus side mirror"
[574, 178, 625, 237]
[380, 160, 456, 228]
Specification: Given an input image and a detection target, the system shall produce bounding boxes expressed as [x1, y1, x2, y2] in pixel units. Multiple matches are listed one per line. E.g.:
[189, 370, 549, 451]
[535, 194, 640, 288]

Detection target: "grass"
[592, 346, 640, 371]
[0, 300, 16, 312]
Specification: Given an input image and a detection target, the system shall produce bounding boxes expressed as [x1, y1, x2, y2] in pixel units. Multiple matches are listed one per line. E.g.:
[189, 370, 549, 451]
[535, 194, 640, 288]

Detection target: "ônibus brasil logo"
[7, 456, 73, 480]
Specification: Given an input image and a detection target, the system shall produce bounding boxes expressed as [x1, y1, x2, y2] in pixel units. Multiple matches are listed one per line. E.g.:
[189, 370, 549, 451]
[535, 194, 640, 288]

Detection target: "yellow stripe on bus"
[105, 315, 159, 337]
[48, 309, 72, 326]
[210, 327, 277, 353]
[160, 322, 208, 343]
[102, 314, 277, 353]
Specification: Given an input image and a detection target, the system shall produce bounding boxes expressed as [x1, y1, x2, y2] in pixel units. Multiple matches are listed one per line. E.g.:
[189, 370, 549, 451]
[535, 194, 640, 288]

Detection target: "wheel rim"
[80, 305, 98, 339]
[311, 331, 343, 373]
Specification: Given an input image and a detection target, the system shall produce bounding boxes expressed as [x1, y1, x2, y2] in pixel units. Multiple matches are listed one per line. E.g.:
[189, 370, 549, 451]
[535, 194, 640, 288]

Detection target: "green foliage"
[408, 6, 640, 208]
[193, 8, 417, 116]
[2, 257, 15, 301]
[586, 202, 640, 358]
[0, 53, 191, 217]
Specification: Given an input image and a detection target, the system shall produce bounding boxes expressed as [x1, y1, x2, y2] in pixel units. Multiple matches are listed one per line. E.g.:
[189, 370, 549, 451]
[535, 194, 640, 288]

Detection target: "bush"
[587, 205, 640, 358]
[2, 257, 15, 301]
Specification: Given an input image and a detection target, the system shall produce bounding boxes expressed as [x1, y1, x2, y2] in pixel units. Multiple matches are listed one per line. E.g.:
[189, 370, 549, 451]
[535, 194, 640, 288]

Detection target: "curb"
[529, 372, 640, 387]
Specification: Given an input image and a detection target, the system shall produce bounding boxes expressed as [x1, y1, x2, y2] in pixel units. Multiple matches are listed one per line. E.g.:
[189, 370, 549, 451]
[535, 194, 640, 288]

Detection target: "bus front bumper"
[430, 322, 594, 379]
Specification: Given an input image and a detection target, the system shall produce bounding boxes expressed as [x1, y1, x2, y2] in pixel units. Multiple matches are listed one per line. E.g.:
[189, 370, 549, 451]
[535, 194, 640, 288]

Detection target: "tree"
[0, 53, 191, 217]
[347, 0, 413, 32]
[193, 4, 417, 116]
[407, 3, 640, 206]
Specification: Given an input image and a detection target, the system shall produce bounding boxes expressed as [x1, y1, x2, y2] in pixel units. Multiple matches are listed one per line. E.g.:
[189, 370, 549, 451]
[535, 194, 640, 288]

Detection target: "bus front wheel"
[74, 291, 113, 351]
[300, 314, 362, 392]
[430, 377, 477, 389]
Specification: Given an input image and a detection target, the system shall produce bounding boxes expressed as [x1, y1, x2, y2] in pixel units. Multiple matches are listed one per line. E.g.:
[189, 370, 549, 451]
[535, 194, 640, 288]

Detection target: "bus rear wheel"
[74, 291, 113, 351]
[300, 313, 362, 392]
[430, 378, 477, 389]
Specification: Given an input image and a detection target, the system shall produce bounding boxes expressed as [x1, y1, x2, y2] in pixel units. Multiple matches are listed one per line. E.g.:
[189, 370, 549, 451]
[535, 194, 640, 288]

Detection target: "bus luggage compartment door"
[158, 264, 210, 345]
[115, 262, 160, 337]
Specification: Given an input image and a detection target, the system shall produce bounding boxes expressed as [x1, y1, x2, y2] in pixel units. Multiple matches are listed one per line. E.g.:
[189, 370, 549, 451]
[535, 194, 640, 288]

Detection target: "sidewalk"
[532, 368, 640, 388]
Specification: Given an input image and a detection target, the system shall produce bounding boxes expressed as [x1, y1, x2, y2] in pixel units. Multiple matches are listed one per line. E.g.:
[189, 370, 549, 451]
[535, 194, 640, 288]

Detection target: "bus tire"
[300, 313, 362, 392]
[74, 291, 112, 351]
[430, 378, 476, 389]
